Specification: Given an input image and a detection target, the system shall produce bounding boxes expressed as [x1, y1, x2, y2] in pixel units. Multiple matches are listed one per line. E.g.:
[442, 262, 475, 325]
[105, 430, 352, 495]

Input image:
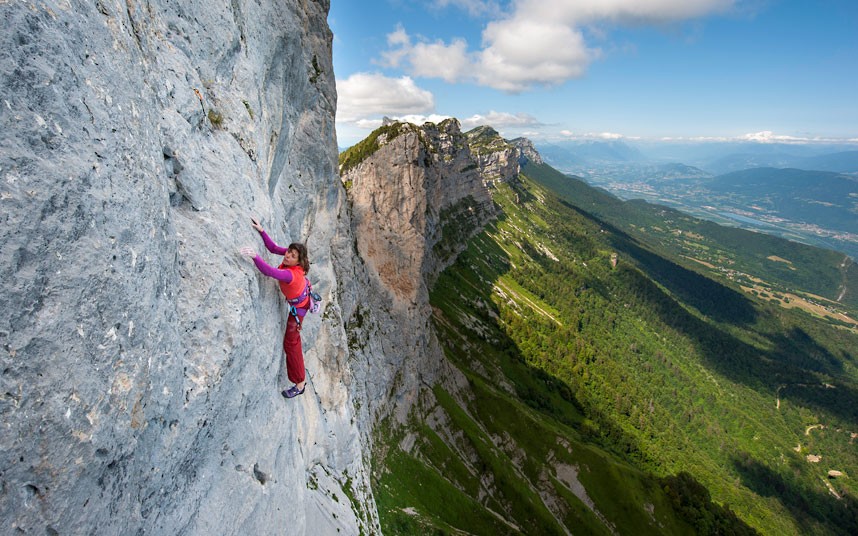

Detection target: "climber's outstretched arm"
[259, 230, 287, 255]
[240, 247, 294, 283]
[251, 217, 288, 255]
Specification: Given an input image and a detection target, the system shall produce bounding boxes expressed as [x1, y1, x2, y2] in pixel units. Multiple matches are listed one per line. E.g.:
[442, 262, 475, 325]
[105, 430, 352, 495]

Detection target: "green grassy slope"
[373, 169, 858, 534]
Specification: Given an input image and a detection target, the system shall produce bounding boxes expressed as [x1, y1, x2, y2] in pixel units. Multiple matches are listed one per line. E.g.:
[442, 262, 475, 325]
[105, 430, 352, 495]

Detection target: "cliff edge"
[1, 1, 377, 534]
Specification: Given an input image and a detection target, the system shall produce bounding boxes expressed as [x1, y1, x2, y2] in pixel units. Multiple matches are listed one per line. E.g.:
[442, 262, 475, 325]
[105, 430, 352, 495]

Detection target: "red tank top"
[277, 264, 309, 307]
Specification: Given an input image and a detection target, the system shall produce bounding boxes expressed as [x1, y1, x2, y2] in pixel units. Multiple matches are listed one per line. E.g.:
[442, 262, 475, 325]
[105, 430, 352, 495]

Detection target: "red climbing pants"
[283, 314, 306, 384]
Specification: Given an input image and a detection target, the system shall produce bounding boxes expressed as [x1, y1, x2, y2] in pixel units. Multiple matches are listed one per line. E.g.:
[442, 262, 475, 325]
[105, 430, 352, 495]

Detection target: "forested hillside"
[374, 165, 858, 535]
[525, 164, 858, 315]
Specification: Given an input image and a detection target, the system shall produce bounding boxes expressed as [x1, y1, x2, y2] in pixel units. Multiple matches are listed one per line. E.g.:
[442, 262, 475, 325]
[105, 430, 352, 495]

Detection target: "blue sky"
[329, 0, 858, 147]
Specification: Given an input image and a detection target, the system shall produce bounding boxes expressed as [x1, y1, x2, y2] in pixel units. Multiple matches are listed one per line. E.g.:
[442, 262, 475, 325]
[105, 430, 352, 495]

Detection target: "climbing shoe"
[282, 384, 305, 399]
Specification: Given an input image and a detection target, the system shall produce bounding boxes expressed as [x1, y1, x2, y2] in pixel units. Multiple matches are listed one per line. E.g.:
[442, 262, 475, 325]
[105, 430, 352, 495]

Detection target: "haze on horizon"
[330, 0, 858, 148]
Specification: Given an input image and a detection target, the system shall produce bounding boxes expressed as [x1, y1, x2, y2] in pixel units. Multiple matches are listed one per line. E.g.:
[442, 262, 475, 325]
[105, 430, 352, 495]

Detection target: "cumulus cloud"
[379, 25, 412, 68]
[559, 130, 627, 140]
[380, 27, 473, 83]
[396, 113, 455, 125]
[336, 73, 435, 123]
[476, 19, 593, 91]
[515, 0, 734, 25]
[382, 24, 590, 92]
[460, 111, 542, 129]
[655, 131, 858, 144]
[382, 0, 736, 92]
[408, 39, 473, 82]
[737, 131, 858, 144]
[345, 114, 455, 135]
[738, 130, 806, 143]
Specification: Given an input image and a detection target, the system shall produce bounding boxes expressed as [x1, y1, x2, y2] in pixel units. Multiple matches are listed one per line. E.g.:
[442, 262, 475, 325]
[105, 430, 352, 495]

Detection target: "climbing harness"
[288, 281, 322, 331]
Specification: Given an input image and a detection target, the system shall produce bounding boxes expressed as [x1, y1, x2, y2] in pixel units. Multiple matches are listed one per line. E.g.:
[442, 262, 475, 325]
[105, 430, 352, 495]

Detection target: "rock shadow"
[560, 200, 758, 326]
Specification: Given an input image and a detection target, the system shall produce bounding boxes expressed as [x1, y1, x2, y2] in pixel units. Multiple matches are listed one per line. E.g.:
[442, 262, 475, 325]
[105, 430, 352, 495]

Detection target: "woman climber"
[241, 217, 311, 399]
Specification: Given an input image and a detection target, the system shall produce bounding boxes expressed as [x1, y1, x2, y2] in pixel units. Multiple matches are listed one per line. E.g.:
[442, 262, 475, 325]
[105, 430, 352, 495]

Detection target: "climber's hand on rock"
[250, 217, 263, 233]
[240, 247, 257, 259]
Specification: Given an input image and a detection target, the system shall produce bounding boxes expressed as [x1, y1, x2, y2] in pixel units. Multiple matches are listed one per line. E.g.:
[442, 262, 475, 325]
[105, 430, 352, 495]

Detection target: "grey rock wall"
[0, 1, 378, 534]
[338, 119, 501, 422]
[466, 125, 521, 184]
[510, 137, 545, 166]
[343, 120, 497, 303]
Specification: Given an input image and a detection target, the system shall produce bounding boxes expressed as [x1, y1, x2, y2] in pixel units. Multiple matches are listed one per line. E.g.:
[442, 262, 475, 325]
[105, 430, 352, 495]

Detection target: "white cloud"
[381, 0, 736, 92]
[476, 19, 593, 91]
[655, 132, 858, 144]
[379, 25, 412, 68]
[558, 130, 626, 140]
[595, 131, 626, 140]
[336, 73, 435, 123]
[460, 111, 542, 129]
[515, 0, 735, 25]
[379, 28, 472, 83]
[408, 39, 472, 82]
[382, 24, 591, 92]
[355, 118, 384, 130]
[387, 25, 411, 47]
[738, 130, 805, 143]
[396, 113, 455, 125]
[347, 114, 455, 133]
[737, 131, 858, 144]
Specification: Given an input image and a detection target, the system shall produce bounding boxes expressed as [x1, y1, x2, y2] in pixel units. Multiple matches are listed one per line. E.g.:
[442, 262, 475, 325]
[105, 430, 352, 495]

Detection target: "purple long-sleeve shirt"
[252, 230, 293, 283]
[251, 230, 310, 313]
[260, 229, 287, 256]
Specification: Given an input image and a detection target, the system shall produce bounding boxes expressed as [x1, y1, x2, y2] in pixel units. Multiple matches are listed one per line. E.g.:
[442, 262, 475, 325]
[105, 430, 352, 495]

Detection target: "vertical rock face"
[466, 125, 522, 184]
[1, 1, 378, 535]
[510, 137, 545, 166]
[337, 120, 519, 421]
[344, 119, 495, 307]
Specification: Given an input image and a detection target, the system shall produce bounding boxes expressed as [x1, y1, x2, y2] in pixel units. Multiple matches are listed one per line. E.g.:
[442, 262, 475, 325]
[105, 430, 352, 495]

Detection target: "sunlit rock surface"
[0, 1, 377, 534]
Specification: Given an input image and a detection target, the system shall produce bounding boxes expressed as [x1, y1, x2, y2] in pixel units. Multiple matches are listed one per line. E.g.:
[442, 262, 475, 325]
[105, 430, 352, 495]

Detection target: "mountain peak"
[466, 124, 500, 138]
[509, 137, 544, 166]
[465, 125, 507, 152]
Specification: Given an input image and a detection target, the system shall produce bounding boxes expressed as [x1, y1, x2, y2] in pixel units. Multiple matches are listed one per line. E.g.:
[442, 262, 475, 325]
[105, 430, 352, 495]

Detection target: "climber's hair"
[288, 242, 310, 274]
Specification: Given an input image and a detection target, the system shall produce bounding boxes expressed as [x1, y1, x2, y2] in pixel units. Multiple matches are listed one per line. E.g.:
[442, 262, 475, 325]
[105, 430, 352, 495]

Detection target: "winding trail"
[806, 424, 824, 436]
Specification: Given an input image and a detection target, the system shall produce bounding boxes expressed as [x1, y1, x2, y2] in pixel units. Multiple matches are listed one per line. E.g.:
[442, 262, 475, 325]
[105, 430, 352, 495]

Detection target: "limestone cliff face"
[342, 119, 495, 308]
[0, 1, 377, 534]
[466, 125, 521, 184]
[336, 120, 519, 422]
[510, 137, 545, 166]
